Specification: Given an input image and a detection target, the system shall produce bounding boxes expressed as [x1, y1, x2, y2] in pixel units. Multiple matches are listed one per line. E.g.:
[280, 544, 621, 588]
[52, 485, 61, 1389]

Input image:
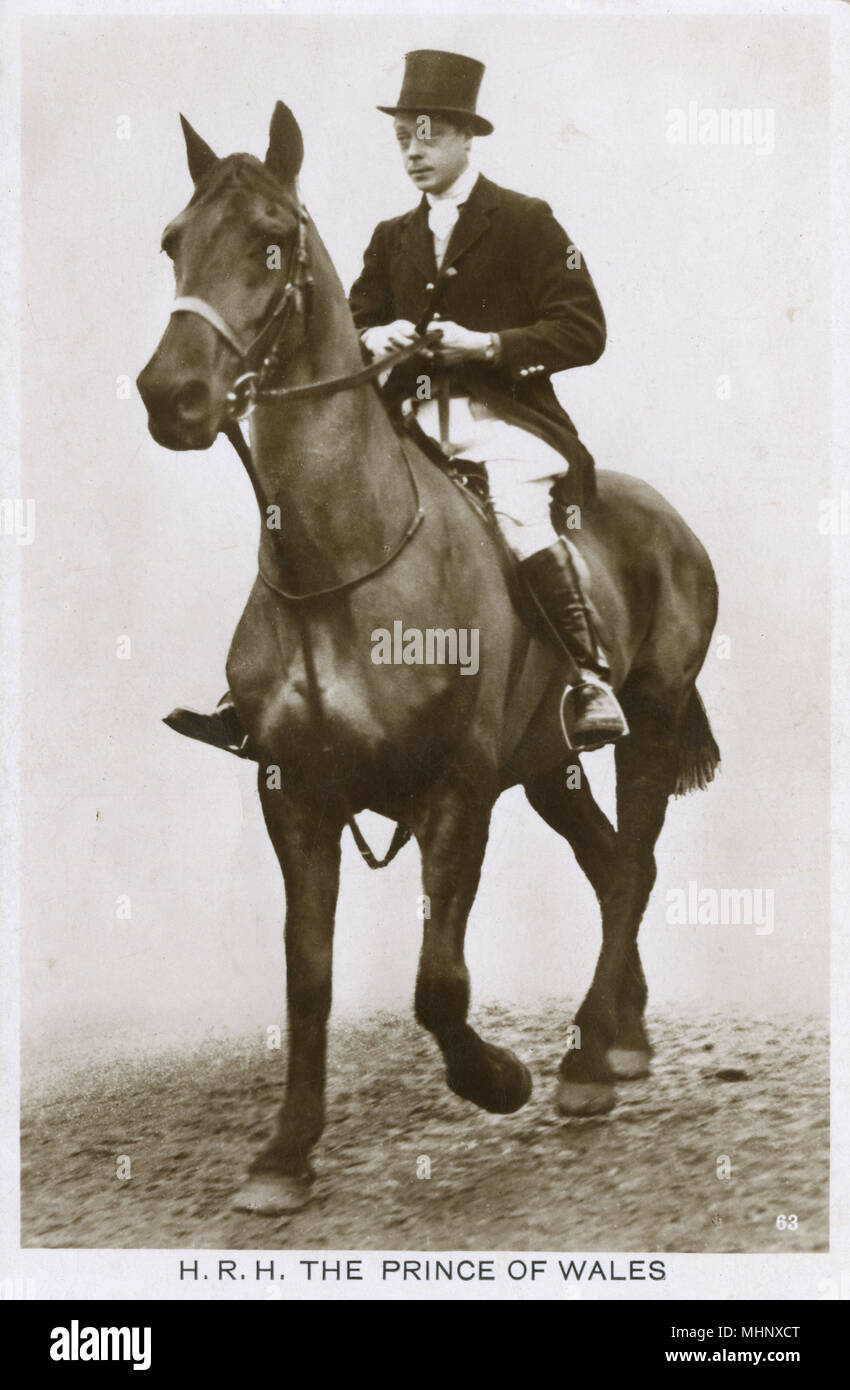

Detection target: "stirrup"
[559, 675, 630, 753]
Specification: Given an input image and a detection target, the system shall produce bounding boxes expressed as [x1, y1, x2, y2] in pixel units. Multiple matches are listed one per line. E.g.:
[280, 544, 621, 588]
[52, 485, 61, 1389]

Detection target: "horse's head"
[137, 103, 306, 450]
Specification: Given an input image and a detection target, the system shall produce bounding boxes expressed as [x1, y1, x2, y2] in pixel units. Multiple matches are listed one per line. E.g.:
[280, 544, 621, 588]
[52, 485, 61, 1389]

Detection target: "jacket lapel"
[440, 174, 500, 273]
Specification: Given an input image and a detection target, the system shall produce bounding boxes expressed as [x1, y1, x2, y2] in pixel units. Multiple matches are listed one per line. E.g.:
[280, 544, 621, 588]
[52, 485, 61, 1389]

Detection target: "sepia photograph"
[2, 0, 848, 1306]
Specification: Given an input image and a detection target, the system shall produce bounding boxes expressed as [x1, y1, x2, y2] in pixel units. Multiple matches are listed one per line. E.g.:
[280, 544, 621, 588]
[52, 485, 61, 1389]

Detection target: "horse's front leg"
[414, 778, 532, 1115]
[233, 776, 343, 1215]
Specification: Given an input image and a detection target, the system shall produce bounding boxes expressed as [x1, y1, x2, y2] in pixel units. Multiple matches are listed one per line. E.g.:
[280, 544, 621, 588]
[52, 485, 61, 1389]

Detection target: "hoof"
[232, 1172, 313, 1216]
[447, 1043, 533, 1115]
[607, 1048, 652, 1080]
[556, 1079, 616, 1116]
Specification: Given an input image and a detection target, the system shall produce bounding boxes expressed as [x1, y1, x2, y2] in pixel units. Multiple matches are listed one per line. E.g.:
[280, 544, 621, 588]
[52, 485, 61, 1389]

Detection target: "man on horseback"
[138, 97, 718, 1198]
[164, 50, 626, 756]
[349, 49, 627, 751]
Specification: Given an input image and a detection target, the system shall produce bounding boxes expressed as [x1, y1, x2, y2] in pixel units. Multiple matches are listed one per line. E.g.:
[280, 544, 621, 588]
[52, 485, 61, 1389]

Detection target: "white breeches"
[413, 395, 564, 560]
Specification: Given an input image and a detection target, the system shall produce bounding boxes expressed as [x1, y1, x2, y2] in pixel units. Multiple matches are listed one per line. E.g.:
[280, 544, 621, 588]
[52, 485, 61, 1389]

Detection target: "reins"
[176, 197, 423, 869]
[226, 328, 441, 420]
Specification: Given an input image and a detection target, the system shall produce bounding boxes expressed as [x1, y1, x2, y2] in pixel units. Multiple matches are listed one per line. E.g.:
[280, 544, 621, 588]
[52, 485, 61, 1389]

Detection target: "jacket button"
[425, 282, 435, 292]
[520, 368, 528, 377]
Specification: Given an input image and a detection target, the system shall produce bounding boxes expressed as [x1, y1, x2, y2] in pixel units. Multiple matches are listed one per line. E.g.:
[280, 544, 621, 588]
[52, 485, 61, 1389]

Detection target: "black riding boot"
[519, 539, 628, 752]
[162, 692, 256, 759]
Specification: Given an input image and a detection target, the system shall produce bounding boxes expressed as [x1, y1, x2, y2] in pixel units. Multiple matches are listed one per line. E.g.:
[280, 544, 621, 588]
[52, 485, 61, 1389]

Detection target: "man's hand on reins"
[360, 318, 493, 368]
[423, 319, 496, 364]
[361, 320, 418, 358]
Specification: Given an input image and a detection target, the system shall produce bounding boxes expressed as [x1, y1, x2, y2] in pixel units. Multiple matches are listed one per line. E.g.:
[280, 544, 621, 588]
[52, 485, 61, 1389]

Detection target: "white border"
[2, 0, 848, 1302]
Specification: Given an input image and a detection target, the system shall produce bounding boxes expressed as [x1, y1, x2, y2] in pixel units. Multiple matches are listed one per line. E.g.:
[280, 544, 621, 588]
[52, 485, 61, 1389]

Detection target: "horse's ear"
[179, 114, 218, 185]
[264, 101, 304, 185]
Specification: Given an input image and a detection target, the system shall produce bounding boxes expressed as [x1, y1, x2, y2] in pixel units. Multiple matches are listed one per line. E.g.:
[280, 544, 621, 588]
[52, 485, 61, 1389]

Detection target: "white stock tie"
[427, 198, 461, 244]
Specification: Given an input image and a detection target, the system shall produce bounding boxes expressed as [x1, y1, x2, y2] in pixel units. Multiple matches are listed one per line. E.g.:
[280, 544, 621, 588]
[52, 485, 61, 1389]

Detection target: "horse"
[136, 102, 719, 1214]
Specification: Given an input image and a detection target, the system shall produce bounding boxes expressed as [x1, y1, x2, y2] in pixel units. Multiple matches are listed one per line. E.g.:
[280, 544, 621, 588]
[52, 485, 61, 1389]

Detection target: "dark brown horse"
[137, 103, 719, 1214]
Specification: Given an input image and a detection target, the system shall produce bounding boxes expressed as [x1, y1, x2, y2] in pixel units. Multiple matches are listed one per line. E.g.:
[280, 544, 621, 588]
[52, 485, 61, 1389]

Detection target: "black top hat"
[377, 50, 493, 136]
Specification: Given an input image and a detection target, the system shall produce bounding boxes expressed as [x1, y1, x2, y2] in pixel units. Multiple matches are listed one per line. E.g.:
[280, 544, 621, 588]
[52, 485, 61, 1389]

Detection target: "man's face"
[393, 113, 472, 195]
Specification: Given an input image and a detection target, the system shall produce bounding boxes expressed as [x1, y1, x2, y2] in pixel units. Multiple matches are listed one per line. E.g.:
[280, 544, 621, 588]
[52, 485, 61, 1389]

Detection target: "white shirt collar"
[425, 164, 480, 208]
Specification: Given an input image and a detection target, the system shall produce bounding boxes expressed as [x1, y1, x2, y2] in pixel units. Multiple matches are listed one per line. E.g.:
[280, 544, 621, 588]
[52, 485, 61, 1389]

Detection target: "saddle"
[398, 406, 583, 649]
[399, 405, 576, 547]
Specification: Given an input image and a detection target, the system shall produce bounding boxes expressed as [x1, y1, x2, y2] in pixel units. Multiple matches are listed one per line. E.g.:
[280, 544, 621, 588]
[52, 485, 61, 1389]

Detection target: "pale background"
[17, 9, 832, 1069]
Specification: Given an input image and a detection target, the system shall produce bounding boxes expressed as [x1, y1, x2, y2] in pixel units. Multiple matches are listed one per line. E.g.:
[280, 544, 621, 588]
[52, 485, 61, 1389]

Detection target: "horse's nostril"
[174, 380, 210, 421]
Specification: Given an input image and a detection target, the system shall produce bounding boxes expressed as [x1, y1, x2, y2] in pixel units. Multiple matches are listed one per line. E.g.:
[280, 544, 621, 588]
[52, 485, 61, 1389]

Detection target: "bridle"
[170, 200, 313, 422]
[169, 198, 438, 423]
[167, 190, 443, 607]
[166, 193, 441, 603]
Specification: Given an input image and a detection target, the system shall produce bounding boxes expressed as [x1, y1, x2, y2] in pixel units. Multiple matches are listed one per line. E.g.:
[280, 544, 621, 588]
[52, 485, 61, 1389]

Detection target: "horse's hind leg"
[414, 777, 532, 1115]
[233, 779, 343, 1215]
[525, 764, 654, 1082]
[607, 943, 653, 1079]
[524, 759, 616, 899]
[557, 684, 679, 1115]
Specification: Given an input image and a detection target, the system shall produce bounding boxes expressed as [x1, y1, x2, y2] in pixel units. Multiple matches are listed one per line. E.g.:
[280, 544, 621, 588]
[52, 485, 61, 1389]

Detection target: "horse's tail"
[674, 689, 720, 796]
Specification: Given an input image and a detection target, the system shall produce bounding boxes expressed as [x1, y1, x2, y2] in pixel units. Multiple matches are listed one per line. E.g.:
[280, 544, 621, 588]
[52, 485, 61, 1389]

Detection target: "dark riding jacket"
[348, 173, 606, 505]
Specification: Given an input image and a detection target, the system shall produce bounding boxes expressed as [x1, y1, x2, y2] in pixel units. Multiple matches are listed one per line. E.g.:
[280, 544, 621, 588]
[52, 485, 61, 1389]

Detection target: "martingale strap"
[347, 818, 412, 870]
[220, 389, 423, 872]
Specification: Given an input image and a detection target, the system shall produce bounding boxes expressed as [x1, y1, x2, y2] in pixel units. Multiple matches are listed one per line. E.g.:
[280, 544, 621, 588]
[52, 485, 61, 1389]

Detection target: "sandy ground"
[20, 1005, 827, 1252]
